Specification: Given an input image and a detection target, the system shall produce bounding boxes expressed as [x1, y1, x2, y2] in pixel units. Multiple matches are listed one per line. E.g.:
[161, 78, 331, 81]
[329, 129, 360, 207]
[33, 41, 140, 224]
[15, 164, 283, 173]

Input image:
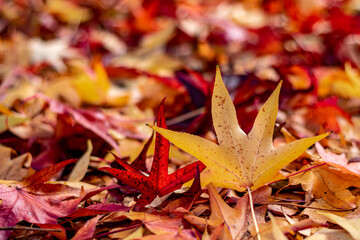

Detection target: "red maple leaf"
[100, 99, 205, 205]
[0, 159, 81, 239]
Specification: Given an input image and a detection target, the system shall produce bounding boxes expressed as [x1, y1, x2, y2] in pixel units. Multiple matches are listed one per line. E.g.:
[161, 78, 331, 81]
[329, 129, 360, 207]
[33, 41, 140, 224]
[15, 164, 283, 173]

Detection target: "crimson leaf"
[100, 99, 205, 205]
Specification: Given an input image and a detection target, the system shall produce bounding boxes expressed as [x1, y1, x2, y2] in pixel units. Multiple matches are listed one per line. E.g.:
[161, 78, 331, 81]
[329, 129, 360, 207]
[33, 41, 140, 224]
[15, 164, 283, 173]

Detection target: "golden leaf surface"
[150, 67, 328, 191]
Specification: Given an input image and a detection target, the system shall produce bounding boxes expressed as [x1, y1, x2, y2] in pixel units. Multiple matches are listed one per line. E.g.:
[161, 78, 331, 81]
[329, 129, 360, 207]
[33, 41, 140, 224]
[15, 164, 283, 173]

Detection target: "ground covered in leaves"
[2, 0, 360, 239]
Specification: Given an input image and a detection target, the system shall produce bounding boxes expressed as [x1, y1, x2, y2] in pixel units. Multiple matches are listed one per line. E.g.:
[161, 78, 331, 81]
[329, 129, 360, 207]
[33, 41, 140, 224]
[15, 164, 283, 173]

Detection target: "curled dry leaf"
[68, 139, 93, 182]
[290, 165, 360, 209]
[301, 199, 348, 224]
[0, 146, 32, 181]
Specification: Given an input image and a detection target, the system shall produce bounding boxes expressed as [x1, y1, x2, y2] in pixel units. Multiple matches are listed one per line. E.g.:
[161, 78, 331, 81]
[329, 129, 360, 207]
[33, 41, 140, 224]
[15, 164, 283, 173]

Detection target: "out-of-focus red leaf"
[175, 69, 210, 108]
[101, 99, 205, 205]
[281, 65, 313, 91]
[246, 27, 282, 55]
[106, 66, 182, 89]
[306, 97, 351, 132]
[233, 76, 277, 106]
[30, 139, 62, 170]
[34, 94, 120, 153]
[72, 215, 102, 240]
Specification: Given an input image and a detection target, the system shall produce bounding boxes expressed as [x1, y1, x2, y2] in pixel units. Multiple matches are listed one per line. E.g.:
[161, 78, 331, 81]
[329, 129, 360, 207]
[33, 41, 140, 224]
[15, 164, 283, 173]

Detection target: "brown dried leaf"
[0, 146, 31, 181]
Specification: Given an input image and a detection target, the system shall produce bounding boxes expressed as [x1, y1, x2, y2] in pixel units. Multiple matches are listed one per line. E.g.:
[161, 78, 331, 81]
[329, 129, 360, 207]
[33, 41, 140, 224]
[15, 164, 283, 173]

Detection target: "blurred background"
[1, 0, 360, 169]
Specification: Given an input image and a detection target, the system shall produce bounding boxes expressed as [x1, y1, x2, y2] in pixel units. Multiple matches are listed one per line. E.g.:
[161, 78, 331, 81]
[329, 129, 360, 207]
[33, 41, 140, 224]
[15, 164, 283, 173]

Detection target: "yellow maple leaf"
[73, 60, 110, 105]
[150, 67, 328, 191]
[72, 59, 129, 106]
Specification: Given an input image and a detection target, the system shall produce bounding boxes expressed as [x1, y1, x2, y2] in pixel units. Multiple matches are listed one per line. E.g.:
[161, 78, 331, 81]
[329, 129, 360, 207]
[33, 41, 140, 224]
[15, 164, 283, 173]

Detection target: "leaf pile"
[2, 1, 360, 239]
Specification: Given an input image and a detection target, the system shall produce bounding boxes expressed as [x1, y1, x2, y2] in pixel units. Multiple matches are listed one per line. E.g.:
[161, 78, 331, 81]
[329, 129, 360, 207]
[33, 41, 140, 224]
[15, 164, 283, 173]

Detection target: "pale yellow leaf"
[45, 0, 92, 24]
[123, 226, 144, 240]
[0, 115, 28, 134]
[73, 60, 110, 105]
[319, 212, 360, 240]
[269, 213, 287, 240]
[68, 140, 93, 182]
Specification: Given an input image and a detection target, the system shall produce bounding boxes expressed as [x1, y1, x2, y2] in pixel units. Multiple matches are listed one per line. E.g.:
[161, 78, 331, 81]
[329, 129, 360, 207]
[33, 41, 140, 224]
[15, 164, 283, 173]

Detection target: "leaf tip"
[321, 131, 331, 138]
[274, 80, 283, 95]
[215, 66, 222, 81]
[160, 97, 166, 105]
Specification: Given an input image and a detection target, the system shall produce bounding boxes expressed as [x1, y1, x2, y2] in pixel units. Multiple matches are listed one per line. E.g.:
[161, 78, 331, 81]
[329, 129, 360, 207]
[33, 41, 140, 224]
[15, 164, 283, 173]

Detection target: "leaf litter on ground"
[3, 1, 360, 239]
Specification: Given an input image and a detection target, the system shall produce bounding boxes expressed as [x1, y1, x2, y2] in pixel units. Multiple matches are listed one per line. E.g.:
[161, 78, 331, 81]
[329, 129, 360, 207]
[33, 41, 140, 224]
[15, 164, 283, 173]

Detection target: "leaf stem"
[285, 163, 325, 179]
[0, 226, 62, 232]
[263, 202, 354, 211]
[266, 163, 326, 186]
[248, 187, 262, 240]
[92, 224, 141, 239]
[166, 107, 205, 126]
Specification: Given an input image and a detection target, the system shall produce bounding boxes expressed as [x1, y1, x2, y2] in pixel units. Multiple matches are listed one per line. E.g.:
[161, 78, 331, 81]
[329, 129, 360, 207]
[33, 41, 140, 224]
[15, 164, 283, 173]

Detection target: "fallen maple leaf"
[35, 94, 120, 153]
[0, 159, 80, 239]
[206, 183, 247, 239]
[150, 67, 329, 192]
[290, 164, 360, 209]
[100, 99, 205, 205]
[317, 62, 360, 98]
[185, 184, 270, 239]
[305, 97, 351, 133]
[207, 183, 247, 239]
[160, 165, 203, 213]
[72, 59, 129, 106]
